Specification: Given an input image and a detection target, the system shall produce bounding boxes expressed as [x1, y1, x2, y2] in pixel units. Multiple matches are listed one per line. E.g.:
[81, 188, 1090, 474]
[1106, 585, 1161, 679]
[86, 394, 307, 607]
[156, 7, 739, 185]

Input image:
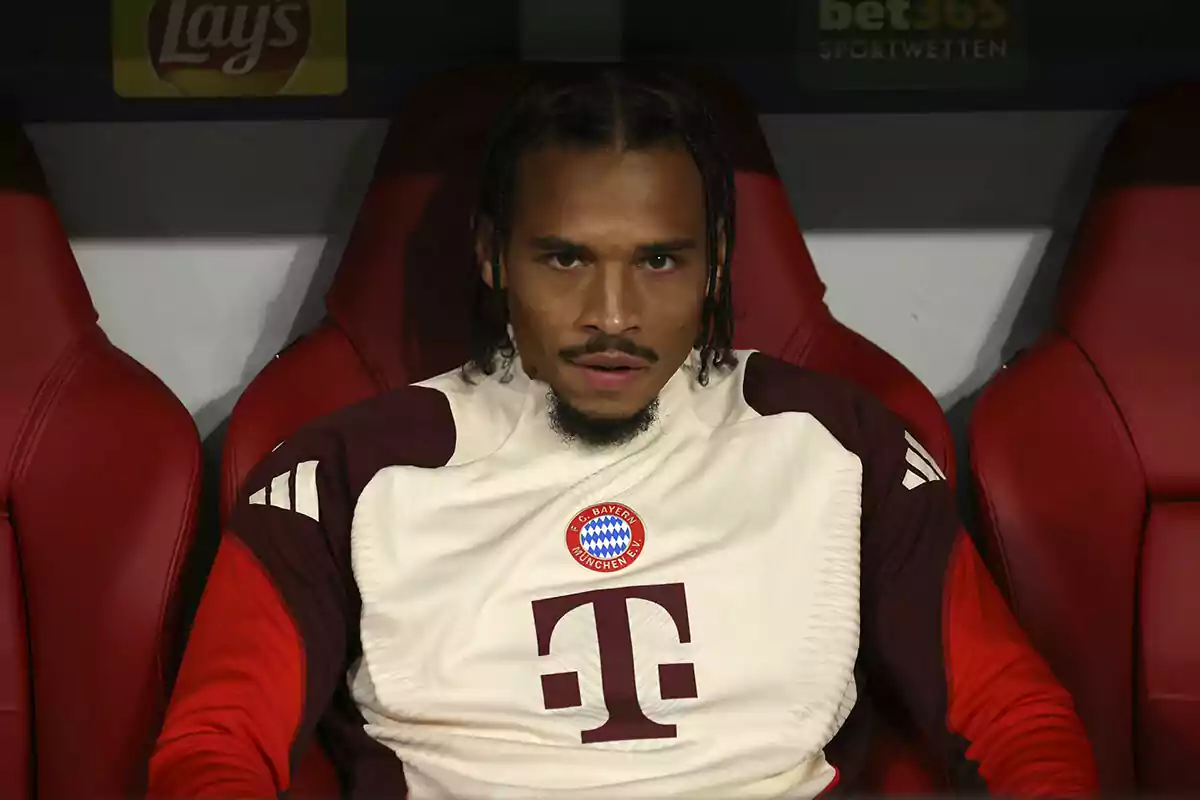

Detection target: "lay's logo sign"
[112, 0, 347, 98]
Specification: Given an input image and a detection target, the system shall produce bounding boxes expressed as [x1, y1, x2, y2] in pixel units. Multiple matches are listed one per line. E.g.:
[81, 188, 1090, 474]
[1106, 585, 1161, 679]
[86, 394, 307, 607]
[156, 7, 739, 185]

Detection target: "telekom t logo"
[532, 583, 697, 743]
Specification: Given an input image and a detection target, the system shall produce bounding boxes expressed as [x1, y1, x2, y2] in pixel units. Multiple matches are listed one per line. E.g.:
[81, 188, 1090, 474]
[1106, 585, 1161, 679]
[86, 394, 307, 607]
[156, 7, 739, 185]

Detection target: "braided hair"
[467, 65, 737, 385]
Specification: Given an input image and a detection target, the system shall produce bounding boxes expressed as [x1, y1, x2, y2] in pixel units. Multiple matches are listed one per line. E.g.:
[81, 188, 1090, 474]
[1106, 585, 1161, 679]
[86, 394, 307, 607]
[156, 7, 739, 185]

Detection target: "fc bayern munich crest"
[565, 503, 646, 573]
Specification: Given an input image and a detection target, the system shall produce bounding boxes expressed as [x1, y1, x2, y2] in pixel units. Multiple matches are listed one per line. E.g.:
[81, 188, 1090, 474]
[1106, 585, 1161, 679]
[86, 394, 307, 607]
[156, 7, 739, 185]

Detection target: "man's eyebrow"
[527, 236, 698, 253]
[529, 235, 583, 250]
[636, 238, 697, 254]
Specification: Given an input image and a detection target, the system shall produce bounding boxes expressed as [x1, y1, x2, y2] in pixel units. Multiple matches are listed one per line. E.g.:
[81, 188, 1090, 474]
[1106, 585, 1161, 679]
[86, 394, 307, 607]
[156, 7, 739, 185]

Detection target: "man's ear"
[474, 216, 504, 289]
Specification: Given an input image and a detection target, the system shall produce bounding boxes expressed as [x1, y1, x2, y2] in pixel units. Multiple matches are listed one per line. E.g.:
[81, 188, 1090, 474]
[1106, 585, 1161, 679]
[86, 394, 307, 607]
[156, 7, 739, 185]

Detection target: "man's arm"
[149, 436, 355, 798]
[149, 535, 316, 797]
[859, 417, 1099, 795]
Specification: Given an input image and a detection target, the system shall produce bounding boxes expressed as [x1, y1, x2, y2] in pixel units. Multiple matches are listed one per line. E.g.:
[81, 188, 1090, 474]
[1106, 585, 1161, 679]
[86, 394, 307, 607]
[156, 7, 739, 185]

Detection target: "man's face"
[480, 143, 715, 432]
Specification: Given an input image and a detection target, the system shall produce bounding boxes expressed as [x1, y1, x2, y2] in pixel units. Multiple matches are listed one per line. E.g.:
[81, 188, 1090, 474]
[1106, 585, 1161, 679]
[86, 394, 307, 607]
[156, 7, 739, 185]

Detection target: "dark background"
[3, 0, 1196, 120]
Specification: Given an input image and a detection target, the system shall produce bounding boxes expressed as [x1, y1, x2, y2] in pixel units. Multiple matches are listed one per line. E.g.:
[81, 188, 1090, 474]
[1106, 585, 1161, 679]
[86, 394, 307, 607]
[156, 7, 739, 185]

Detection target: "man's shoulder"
[738, 351, 901, 460]
[326, 381, 458, 447]
[241, 382, 458, 504]
[738, 351, 949, 511]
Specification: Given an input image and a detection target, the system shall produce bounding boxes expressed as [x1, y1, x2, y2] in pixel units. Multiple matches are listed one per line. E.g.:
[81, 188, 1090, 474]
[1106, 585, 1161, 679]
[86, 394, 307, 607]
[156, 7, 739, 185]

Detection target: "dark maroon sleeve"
[741, 353, 1098, 795]
[230, 427, 362, 775]
[150, 387, 457, 797]
[149, 425, 356, 797]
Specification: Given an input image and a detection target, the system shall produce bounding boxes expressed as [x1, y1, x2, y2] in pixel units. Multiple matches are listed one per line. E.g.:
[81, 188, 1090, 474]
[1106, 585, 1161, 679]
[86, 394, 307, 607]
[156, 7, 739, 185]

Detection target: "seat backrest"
[0, 124, 201, 799]
[218, 64, 954, 796]
[969, 87, 1200, 793]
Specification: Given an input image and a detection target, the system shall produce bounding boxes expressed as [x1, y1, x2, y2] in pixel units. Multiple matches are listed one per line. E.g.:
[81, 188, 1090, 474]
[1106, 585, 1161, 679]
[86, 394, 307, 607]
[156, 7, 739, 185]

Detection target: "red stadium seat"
[219, 65, 954, 795]
[970, 86, 1200, 794]
[0, 125, 202, 798]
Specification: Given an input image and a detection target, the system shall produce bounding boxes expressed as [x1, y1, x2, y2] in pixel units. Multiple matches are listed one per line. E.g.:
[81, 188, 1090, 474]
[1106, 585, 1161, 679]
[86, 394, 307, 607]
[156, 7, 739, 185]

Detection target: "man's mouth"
[570, 352, 651, 370]
[566, 356, 649, 391]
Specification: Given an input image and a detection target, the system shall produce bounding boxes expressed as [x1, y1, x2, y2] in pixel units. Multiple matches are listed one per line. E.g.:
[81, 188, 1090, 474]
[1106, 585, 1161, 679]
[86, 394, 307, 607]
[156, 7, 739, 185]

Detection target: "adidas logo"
[248, 460, 321, 522]
[901, 432, 945, 490]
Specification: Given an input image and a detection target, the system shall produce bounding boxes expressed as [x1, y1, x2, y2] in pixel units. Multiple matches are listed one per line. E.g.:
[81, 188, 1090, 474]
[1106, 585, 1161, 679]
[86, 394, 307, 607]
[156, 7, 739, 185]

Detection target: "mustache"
[558, 334, 660, 364]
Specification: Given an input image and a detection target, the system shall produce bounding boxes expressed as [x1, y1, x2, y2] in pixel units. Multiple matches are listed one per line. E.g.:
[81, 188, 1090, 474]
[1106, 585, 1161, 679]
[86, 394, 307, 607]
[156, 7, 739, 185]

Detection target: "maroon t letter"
[531, 583, 697, 743]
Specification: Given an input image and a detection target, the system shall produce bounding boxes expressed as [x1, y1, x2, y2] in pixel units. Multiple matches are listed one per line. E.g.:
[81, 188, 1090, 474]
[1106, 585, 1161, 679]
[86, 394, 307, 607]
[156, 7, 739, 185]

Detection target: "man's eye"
[644, 254, 677, 271]
[549, 253, 583, 269]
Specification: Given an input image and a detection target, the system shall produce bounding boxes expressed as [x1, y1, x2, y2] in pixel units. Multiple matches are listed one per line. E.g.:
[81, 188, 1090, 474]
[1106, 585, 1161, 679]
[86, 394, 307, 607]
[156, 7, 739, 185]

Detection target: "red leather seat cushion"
[0, 124, 201, 798]
[970, 85, 1200, 793]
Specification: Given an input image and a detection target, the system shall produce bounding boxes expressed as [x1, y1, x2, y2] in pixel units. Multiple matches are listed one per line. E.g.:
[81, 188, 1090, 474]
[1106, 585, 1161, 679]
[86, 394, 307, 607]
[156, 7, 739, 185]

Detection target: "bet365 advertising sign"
[112, 0, 347, 98]
[799, 0, 1027, 90]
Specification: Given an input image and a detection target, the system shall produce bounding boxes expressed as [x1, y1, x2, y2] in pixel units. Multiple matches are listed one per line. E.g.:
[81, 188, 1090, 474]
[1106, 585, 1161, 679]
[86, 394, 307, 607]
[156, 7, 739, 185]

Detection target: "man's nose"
[578, 262, 643, 335]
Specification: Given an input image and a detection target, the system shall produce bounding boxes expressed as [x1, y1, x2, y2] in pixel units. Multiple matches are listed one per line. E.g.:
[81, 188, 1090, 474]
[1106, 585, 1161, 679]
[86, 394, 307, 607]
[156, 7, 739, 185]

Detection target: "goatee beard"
[547, 391, 659, 448]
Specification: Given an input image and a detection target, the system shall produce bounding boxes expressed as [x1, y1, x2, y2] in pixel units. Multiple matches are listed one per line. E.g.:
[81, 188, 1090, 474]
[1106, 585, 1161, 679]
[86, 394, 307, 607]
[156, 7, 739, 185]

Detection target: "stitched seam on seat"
[1062, 327, 1156, 787]
[333, 318, 393, 392]
[142, 423, 202, 798]
[149, 375, 202, 688]
[1059, 329, 1150, 500]
[6, 334, 94, 498]
[3, 332, 94, 800]
[969, 434, 1019, 617]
